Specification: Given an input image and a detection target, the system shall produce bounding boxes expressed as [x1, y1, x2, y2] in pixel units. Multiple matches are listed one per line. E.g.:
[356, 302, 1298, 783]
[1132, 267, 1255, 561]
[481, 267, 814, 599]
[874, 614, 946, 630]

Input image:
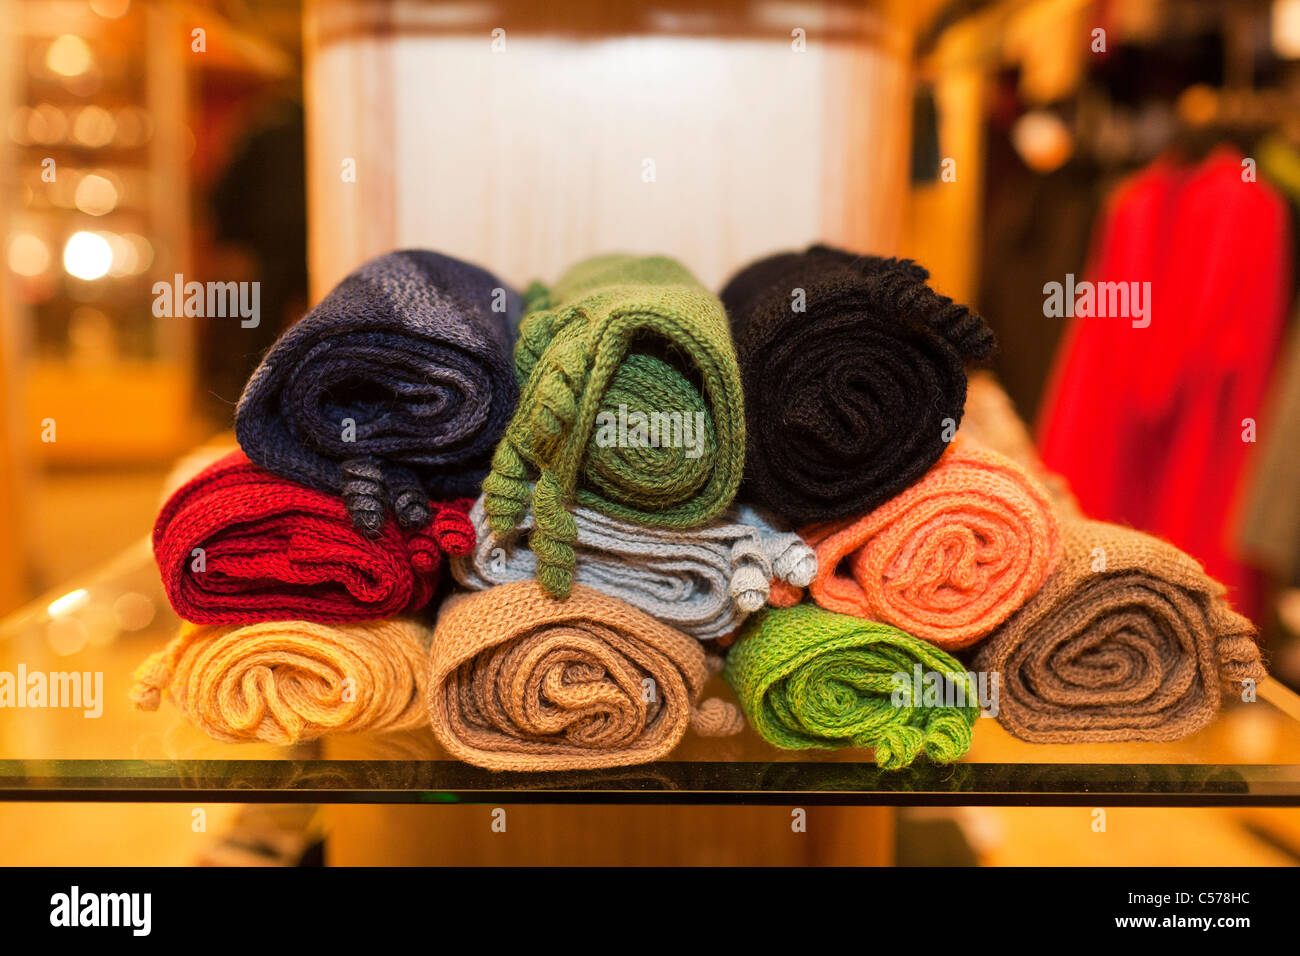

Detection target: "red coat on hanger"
[1037, 146, 1292, 622]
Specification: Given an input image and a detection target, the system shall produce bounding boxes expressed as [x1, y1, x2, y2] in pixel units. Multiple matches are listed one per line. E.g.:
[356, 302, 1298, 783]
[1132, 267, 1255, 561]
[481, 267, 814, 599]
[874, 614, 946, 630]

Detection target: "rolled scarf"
[720, 245, 994, 526]
[129, 618, 429, 744]
[153, 450, 474, 624]
[482, 255, 746, 598]
[771, 438, 1060, 650]
[453, 495, 815, 641]
[236, 250, 521, 534]
[426, 582, 744, 771]
[972, 519, 1266, 743]
[724, 604, 978, 769]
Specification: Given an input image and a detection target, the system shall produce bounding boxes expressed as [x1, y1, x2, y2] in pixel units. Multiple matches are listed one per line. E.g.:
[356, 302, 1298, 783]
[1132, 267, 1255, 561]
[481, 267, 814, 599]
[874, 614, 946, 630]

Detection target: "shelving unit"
[2, 0, 194, 464]
[1, 540, 1297, 807]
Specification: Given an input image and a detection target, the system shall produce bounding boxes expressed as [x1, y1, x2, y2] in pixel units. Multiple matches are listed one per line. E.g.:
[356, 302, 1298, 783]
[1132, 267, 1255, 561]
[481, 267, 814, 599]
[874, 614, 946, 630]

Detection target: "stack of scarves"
[482, 255, 746, 598]
[719, 375, 1262, 754]
[134, 245, 1266, 770]
[723, 433, 1055, 766]
[453, 495, 815, 641]
[139, 250, 519, 745]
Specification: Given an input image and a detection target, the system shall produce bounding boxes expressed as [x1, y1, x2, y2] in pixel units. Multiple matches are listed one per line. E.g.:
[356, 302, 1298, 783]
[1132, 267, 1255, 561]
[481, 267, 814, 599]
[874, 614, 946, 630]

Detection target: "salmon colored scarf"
[772, 438, 1060, 650]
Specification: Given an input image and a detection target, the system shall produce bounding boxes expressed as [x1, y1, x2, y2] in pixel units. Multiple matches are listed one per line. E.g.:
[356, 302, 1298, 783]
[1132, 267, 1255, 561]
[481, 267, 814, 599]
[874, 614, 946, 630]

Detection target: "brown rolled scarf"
[972, 519, 1266, 743]
[130, 618, 430, 745]
[427, 581, 743, 771]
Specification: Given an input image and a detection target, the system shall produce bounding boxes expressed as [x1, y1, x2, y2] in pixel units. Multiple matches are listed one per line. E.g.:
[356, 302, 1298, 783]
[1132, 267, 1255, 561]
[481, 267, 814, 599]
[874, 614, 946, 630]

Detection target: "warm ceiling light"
[1011, 109, 1074, 174]
[1275, 0, 1300, 58]
[63, 231, 113, 280]
[46, 35, 94, 78]
[8, 233, 51, 277]
[74, 173, 118, 215]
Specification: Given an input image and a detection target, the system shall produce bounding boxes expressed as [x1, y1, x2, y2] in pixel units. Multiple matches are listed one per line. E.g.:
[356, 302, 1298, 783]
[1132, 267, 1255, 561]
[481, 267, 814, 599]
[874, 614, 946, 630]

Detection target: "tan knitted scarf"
[130, 618, 429, 744]
[427, 581, 743, 771]
[972, 519, 1266, 743]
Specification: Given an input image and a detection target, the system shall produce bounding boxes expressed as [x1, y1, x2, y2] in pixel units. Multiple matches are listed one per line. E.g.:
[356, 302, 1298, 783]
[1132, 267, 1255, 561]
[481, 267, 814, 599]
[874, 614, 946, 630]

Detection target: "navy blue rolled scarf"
[236, 250, 522, 534]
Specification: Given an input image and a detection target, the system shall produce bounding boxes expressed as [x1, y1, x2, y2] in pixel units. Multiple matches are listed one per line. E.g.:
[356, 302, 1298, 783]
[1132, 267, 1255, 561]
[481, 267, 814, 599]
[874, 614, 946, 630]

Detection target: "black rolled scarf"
[236, 249, 522, 534]
[720, 245, 995, 526]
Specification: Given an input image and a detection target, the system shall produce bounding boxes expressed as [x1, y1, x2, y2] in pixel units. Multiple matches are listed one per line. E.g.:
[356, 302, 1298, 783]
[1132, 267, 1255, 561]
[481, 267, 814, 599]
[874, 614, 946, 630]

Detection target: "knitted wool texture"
[129, 617, 429, 744]
[724, 603, 978, 769]
[453, 495, 815, 641]
[770, 438, 1060, 650]
[427, 581, 744, 771]
[720, 245, 995, 526]
[482, 255, 745, 598]
[236, 250, 521, 534]
[153, 450, 474, 624]
[972, 519, 1266, 743]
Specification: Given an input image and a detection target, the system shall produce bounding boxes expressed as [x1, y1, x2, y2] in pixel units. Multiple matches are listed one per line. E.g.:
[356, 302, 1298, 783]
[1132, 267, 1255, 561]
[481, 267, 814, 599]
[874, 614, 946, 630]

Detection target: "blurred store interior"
[2, 0, 1300, 865]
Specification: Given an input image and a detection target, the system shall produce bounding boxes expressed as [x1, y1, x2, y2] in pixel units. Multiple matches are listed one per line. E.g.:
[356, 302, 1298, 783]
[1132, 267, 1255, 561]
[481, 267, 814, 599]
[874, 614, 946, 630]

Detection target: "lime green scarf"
[725, 604, 978, 769]
[483, 255, 745, 597]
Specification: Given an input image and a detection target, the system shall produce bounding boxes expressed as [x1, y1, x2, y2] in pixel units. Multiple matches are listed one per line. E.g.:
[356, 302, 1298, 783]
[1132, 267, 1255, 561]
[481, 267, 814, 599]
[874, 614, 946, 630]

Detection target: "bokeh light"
[73, 172, 119, 216]
[46, 35, 94, 78]
[71, 106, 115, 147]
[122, 232, 153, 274]
[7, 233, 51, 277]
[46, 617, 90, 657]
[63, 231, 113, 280]
[111, 107, 152, 147]
[28, 103, 68, 145]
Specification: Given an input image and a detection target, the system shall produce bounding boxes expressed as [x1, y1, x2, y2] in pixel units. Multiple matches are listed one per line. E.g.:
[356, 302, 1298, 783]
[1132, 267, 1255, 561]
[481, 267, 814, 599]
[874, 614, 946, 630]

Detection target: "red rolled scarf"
[154, 450, 474, 624]
[770, 438, 1060, 650]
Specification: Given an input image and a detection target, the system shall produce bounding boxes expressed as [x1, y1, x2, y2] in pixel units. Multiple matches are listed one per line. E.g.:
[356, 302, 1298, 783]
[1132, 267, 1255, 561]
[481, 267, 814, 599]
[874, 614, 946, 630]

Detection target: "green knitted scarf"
[483, 254, 746, 598]
[724, 604, 978, 769]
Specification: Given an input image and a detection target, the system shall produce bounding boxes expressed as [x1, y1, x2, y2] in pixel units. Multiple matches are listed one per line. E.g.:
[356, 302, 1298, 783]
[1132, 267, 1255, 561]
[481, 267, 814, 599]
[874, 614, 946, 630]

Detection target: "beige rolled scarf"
[130, 618, 429, 744]
[427, 581, 743, 771]
[973, 519, 1266, 743]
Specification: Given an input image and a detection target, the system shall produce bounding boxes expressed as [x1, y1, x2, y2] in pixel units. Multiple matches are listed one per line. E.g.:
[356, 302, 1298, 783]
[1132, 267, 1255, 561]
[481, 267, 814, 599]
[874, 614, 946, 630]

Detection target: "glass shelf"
[2, 538, 1299, 806]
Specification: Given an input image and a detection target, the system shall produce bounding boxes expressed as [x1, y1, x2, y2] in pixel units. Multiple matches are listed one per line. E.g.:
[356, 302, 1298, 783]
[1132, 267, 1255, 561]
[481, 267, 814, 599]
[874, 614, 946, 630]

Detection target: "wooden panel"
[325, 804, 894, 866]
